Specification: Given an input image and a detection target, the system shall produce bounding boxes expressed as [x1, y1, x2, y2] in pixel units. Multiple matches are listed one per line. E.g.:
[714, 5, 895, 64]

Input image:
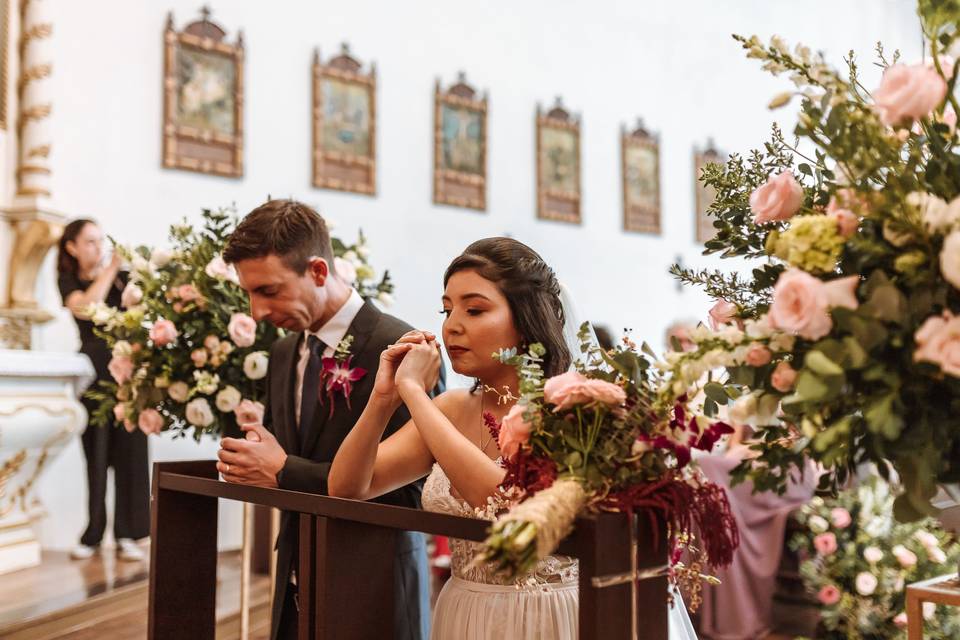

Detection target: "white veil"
[558, 282, 599, 368]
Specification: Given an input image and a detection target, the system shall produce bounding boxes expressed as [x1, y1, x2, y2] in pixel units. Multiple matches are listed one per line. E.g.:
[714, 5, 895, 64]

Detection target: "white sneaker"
[116, 538, 145, 562]
[70, 544, 98, 560]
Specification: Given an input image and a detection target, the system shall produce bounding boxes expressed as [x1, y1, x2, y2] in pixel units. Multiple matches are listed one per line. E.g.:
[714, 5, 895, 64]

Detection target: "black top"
[58, 270, 128, 373]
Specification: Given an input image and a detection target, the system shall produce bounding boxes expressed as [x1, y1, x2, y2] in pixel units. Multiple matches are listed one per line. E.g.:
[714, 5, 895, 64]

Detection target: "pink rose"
[137, 408, 164, 435]
[334, 257, 358, 285]
[149, 319, 178, 346]
[191, 349, 208, 368]
[108, 355, 134, 384]
[817, 585, 841, 606]
[750, 171, 804, 224]
[235, 399, 265, 426]
[829, 208, 859, 238]
[204, 255, 239, 284]
[914, 311, 960, 377]
[708, 300, 738, 331]
[172, 302, 184, 314]
[893, 612, 908, 628]
[770, 361, 798, 392]
[122, 418, 136, 433]
[498, 404, 533, 460]
[769, 270, 859, 341]
[745, 343, 772, 367]
[543, 371, 627, 411]
[814, 532, 838, 556]
[177, 284, 202, 302]
[203, 335, 220, 351]
[113, 403, 126, 422]
[873, 64, 947, 126]
[831, 507, 852, 529]
[228, 313, 257, 348]
[896, 548, 918, 568]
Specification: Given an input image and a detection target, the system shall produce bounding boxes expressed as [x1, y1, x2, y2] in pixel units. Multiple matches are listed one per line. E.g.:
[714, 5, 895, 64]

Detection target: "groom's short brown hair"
[224, 199, 336, 275]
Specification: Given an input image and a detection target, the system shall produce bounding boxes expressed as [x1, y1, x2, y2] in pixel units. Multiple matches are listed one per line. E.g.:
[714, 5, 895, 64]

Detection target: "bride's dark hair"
[444, 237, 570, 377]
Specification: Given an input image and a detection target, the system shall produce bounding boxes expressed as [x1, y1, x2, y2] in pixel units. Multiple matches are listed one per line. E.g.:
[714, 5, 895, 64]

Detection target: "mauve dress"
[694, 447, 818, 640]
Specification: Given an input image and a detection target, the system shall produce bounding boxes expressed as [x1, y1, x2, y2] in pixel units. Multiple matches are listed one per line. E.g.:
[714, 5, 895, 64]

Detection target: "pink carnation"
[831, 508, 852, 529]
[873, 63, 947, 127]
[234, 399, 265, 426]
[817, 585, 841, 606]
[108, 355, 134, 384]
[498, 404, 533, 460]
[228, 313, 257, 348]
[137, 408, 164, 435]
[814, 532, 838, 556]
[543, 370, 626, 411]
[149, 319, 178, 346]
[708, 300, 737, 330]
[750, 171, 804, 224]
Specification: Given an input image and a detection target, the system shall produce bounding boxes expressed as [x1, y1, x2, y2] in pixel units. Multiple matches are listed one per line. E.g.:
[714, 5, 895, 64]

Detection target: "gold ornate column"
[0, 0, 62, 350]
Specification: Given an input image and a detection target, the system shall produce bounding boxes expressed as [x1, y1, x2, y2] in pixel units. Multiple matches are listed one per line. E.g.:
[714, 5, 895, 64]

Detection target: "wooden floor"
[0, 544, 812, 639]
[0, 544, 272, 640]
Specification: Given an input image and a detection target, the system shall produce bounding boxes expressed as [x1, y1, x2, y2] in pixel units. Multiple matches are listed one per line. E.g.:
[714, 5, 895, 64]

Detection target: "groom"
[217, 199, 435, 640]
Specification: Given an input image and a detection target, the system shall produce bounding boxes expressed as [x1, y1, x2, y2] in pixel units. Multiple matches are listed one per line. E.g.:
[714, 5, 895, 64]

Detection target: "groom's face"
[234, 254, 329, 332]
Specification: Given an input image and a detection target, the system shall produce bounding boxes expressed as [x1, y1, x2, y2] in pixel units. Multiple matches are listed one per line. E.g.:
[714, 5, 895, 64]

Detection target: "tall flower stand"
[905, 574, 960, 639]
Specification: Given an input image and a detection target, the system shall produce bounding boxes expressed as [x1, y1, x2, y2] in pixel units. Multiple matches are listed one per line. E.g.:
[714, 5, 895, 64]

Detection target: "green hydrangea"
[773, 214, 845, 273]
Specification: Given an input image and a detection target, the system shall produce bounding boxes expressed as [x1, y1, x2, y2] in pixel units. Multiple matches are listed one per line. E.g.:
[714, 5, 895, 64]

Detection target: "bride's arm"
[396, 343, 506, 509]
[328, 336, 435, 500]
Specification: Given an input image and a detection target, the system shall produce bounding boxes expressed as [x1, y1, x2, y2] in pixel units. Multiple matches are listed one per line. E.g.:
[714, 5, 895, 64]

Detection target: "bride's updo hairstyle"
[444, 237, 571, 377]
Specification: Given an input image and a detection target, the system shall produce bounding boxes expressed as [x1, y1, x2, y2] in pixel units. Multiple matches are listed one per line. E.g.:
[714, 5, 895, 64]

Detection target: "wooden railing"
[148, 460, 669, 640]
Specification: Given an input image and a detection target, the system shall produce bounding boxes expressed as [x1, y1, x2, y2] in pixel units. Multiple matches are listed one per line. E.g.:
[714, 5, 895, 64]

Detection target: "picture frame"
[433, 72, 487, 210]
[162, 8, 243, 178]
[536, 97, 581, 224]
[621, 119, 660, 234]
[313, 43, 376, 195]
[694, 139, 724, 243]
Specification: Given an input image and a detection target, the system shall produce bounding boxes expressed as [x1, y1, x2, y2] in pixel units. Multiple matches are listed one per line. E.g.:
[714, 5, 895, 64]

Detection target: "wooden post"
[313, 517, 397, 638]
[148, 461, 219, 640]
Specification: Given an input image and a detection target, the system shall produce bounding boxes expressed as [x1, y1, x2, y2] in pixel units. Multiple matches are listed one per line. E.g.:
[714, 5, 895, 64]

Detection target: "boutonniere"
[319, 334, 368, 416]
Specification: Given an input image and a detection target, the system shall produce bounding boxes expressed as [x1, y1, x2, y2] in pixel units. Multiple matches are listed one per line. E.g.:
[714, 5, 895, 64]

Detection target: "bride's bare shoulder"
[432, 388, 476, 421]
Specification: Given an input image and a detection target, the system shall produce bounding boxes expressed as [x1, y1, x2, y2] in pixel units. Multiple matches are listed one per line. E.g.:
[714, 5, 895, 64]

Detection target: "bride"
[328, 237, 697, 639]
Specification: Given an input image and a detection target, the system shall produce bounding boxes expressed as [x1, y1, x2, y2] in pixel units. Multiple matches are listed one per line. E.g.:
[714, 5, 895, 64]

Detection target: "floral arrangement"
[661, 0, 960, 520]
[791, 475, 960, 639]
[473, 326, 740, 605]
[86, 208, 393, 439]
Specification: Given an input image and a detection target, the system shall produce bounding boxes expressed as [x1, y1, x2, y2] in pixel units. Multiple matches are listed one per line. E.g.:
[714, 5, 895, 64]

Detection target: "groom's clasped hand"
[374, 330, 442, 404]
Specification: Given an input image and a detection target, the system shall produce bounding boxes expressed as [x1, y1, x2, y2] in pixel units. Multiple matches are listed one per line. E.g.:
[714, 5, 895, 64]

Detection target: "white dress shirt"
[293, 288, 365, 427]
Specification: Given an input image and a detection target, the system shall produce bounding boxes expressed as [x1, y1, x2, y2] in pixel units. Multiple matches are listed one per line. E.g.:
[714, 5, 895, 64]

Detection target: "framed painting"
[313, 43, 376, 195]
[433, 72, 487, 210]
[162, 8, 243, 178]
[694, 140, 724, 243]
[622, 119, 660, 234]
[536, 98, 581, 224]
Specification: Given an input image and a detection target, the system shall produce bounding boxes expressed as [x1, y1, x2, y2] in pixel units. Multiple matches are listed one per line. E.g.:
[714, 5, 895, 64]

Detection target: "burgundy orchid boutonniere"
[319, 335, 368, 417]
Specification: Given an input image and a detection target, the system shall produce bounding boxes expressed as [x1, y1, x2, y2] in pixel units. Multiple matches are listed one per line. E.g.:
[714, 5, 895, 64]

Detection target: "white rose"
[243, 351, 269, 380]
[807, 515, 829, 534]
[908, 192, 952, 233]
[940, 230, 960, 290]
[185, 398, 215, 427]
[729, 392, 759, 426]
[131, 254, 153, 276]
[112, 340, 133, 358]
[377, 291, 394, 307]
[120, 283, 143, 308]
[928, 546, 947, 563]
[334, 257, 357, 285]
[204, 255, 239, 284]
[914, 530, 939, 549]
[150, 247, 175, 268]
[855, 571, 878, 596]
[863, 546, 883, 564]
[215, 385, 242, 413]
[193, 370, 220, 395]
[167, 381, 189, 403]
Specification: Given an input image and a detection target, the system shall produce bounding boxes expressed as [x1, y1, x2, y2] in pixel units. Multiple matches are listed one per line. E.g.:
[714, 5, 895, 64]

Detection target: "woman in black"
[57, 218, 150, 562]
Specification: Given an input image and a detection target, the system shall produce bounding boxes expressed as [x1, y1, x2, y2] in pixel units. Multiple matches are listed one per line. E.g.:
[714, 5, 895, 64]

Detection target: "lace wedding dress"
[421, 462, 700, 640]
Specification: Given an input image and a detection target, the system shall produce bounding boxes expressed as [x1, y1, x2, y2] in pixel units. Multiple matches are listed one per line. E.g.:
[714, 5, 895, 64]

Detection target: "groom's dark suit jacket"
[263, 300, 439, 640]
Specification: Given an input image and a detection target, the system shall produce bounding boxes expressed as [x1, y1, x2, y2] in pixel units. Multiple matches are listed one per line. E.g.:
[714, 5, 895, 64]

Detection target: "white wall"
[26, 0, 921, 550]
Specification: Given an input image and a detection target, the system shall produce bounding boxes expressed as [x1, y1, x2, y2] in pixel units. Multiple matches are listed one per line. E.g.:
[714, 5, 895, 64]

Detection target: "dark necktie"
[299, 335, 324, 441]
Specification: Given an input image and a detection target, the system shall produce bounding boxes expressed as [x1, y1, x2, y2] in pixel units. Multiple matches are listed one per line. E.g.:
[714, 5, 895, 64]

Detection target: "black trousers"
[276, 584, 299, 639]
[79, 396, 151, 546]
